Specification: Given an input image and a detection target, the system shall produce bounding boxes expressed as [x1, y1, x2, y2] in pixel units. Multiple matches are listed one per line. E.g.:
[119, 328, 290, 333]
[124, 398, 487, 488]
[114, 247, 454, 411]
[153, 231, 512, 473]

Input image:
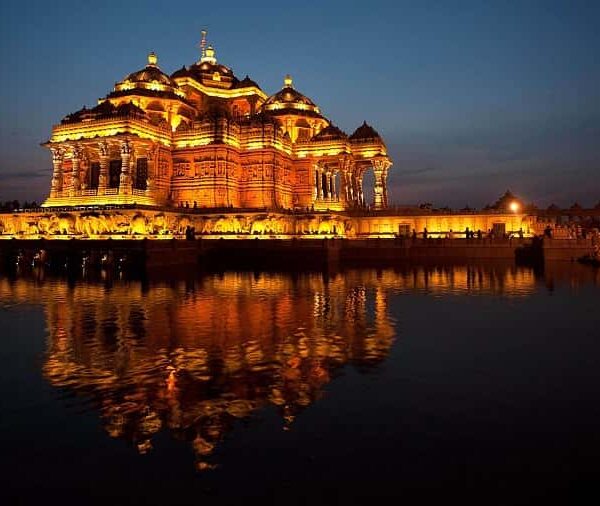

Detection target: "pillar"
[357, 176, 364, 207]
[339, 169, 347, 204]
[69, 145, 81, 197]
[50, 147, 63, 198]
[119, 140, 132, 195]
[80, 154, 89, 191]
[382, 165, 389, 207]
[98, 141, 109, 193]
[315, 166, 321, 201]
[350, 173, 357, 205]
[146, 145, 157, 196]
[372, 158, 391, 209]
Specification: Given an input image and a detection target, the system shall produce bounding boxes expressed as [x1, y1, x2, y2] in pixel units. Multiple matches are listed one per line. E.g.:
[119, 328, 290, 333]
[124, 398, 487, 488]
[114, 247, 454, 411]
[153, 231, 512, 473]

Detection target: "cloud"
[0, 169, 48, 181]
[401, 166, 439, 176]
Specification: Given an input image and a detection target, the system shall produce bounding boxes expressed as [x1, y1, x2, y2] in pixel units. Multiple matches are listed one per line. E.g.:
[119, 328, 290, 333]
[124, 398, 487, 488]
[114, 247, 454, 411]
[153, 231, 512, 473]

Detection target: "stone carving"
[150, 213, 171, 235]
[249, 215, 287, 235]
[50, 214, 76, 235]
[108, 213, 131, 234]
[212, 216, 244, 234]
[129, 214, 149, 235]
[76, 213, 112, 236]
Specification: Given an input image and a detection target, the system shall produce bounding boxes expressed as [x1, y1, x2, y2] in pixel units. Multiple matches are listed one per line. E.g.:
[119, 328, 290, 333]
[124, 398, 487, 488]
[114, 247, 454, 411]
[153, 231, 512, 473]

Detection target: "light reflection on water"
[0, 261, 598, 475]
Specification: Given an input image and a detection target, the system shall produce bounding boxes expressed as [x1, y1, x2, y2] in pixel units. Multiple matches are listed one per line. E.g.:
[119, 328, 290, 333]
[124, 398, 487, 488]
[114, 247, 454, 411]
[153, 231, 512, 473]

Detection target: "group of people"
[412, 227, 503, 240]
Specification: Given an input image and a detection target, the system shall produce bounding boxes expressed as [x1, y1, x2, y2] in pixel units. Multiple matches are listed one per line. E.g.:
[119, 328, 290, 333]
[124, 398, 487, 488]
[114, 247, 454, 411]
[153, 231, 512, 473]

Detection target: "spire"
[284, 74, 293, 88]
[199, 30, 217, 64]
[147, 51, 158, 67]
[200, 30, 207, 59]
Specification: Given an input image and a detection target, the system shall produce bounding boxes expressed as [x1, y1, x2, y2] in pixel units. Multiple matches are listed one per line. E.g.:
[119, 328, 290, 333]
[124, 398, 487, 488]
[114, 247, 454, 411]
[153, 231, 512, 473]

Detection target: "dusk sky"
[1, 0, 599, 208]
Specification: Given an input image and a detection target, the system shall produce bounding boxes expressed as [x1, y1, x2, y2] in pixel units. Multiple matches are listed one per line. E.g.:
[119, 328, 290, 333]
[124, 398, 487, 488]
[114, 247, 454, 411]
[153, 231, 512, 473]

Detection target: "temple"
[0, 34, 533, 241]
[43, 35, 392, 211]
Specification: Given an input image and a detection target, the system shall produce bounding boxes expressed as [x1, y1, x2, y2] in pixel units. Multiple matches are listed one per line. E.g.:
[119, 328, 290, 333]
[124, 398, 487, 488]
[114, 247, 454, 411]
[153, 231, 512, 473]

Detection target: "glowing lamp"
[509, 201, 520, 213]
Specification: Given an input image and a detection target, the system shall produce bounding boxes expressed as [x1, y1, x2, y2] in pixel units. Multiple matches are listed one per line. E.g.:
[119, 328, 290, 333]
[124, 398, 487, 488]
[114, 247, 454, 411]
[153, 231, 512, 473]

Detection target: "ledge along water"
[1, 235, 597, 273]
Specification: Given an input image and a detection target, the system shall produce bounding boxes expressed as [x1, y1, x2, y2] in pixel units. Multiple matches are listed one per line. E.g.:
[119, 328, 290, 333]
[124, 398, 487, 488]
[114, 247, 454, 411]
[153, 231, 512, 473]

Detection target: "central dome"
[262, 75, 322, 117]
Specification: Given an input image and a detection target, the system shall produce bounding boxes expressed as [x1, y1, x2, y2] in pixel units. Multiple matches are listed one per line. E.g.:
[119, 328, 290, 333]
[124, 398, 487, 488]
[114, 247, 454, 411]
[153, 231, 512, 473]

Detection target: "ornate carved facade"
[42, 39, 392, 211]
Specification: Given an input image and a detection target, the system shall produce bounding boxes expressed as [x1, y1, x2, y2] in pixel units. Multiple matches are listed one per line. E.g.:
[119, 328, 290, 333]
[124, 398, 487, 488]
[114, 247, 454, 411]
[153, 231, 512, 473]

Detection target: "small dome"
[234, 75, 262, 90]
[311, 124, 348, 141]
[349, 121, 381, 141]
[119, 53, 179, 88]
[263, 76, 321, 116]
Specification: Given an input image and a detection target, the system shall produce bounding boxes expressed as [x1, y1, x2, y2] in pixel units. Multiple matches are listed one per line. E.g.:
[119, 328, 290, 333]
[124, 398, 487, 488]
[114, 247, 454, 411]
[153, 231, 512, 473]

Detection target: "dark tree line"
[0, 200, 40, 211]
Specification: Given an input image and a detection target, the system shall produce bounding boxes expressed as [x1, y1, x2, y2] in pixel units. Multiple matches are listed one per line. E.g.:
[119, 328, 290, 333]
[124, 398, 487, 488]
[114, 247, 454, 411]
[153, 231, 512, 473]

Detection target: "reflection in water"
[0, 262, 597, 471]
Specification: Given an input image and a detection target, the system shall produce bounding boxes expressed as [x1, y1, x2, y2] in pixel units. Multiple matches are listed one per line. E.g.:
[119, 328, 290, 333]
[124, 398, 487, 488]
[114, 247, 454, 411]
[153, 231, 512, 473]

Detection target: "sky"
[0, 0, 599, 208]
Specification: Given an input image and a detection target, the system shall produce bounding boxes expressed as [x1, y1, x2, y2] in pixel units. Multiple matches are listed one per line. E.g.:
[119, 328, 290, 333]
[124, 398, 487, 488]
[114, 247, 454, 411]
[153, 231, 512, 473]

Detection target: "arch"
[361, 168, 375, 208]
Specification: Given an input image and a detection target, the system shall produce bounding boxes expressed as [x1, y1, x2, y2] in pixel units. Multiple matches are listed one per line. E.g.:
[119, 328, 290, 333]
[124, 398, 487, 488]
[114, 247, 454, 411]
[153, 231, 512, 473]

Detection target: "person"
[477, 229, 482, 239]
[448, 229, 454, 239]
[422, 227, 428, 239]
[412, 229, 417, 241]
[518, 228, 523, 239]
[465, 227, 470, 240]
[544, 225, 553, 238]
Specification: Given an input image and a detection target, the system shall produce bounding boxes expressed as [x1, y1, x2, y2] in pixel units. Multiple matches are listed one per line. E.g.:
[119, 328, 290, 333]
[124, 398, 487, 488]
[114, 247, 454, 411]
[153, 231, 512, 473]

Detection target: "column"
[357, 176, 365, 207]
[382, 165, 389, 207]
[315, 166, 321, 201]
[339, 169, 347, 204]
[350, 173, 357, 205]
[80, 153, 89, 191]
[372, 158, 391, 209]
[98, 141, 109, 193]
[69, 145, 81, 197]
[146, 145, 157, 195]
[50, 147, 63, 198]
[119, 140, 132, 195]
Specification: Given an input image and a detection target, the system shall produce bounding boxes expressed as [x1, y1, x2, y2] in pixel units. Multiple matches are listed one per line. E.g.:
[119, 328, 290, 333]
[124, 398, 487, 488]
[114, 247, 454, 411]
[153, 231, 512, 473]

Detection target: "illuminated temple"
[43, 37, 391, 211]
[0, 34, 530, 239]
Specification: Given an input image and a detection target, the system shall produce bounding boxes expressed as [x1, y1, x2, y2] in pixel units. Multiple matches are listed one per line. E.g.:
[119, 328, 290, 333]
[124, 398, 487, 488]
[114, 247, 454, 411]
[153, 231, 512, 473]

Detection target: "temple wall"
[354, 214, 532, 237]
[0, 209, 530, 240]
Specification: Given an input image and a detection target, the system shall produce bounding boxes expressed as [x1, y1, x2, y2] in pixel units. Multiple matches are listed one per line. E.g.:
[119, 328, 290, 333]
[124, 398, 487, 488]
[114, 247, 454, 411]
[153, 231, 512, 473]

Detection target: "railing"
[104, 188, 118, 195]
[81, 189, 98, 196]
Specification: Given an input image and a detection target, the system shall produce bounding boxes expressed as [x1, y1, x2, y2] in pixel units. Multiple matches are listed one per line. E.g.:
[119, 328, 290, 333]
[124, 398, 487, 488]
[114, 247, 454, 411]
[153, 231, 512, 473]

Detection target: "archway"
[362, 168, 375, 208]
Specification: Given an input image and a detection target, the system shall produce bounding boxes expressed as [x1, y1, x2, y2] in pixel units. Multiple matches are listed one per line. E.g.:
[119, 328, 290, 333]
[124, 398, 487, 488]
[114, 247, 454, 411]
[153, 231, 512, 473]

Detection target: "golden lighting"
[34, 39, 402, 217]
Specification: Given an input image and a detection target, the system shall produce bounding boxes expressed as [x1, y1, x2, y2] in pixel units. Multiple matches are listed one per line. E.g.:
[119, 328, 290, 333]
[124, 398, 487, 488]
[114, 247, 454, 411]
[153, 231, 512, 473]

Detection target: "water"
[1, 263, 599, 505]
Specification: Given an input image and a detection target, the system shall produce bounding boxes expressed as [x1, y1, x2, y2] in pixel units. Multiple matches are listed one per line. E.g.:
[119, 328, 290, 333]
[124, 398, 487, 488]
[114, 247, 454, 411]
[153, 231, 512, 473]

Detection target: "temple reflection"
[0, 262, 596, 470]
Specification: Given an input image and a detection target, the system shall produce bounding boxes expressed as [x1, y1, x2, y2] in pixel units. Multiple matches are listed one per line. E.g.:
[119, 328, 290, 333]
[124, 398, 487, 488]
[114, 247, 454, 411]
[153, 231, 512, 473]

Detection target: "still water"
[1, 263, 599, 505]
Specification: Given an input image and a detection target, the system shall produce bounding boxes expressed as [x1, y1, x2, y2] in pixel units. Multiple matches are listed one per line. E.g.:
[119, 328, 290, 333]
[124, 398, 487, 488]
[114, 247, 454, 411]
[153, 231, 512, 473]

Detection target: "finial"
[284, 74, 293, 88]
[147, 51, 158, 67]
[201, 44, 217, 64]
